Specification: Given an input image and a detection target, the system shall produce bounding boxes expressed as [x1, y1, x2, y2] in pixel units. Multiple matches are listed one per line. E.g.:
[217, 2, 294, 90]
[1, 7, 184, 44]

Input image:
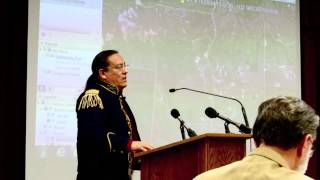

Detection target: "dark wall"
[1, 1, 28, 180]
[300, 1, 320, 179]
[0, 1, 319, 180]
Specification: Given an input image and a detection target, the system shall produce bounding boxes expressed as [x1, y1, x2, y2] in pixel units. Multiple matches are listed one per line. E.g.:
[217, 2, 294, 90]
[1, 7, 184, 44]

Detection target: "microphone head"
[170, 109, 180, 118]
[205, 107, 219, 118]
[169, 88, 176, 93]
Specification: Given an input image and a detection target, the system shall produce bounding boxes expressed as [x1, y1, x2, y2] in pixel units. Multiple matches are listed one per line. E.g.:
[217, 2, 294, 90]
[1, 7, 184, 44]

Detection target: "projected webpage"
[36, 0, 102, 146]
[27, 0, 300, 180]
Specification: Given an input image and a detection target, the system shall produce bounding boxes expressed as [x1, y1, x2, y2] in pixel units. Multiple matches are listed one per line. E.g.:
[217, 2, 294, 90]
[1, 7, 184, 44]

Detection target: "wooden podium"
[135, 133, 252, 180]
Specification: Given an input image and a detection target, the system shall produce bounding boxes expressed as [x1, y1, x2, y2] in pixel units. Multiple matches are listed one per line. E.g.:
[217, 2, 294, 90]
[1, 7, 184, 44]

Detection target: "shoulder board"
[77, 89, 104, 110]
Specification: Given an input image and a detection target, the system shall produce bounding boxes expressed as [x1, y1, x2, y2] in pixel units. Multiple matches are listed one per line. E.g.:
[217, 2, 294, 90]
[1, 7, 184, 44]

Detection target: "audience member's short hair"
[253, 96, 319, 149]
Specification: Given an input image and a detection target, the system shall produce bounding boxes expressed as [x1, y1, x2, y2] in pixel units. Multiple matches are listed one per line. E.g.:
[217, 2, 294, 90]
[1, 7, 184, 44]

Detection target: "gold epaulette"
[77, 89, 104, 110]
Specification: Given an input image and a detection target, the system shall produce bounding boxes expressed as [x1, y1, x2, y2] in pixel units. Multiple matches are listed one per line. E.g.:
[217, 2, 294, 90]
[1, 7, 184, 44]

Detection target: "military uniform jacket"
[193, 146, 313, 180]
[76, 79, 140, 180]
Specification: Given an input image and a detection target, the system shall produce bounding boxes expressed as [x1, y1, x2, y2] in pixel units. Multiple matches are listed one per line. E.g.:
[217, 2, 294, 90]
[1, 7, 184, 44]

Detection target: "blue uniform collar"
[97, 81, 122, 96]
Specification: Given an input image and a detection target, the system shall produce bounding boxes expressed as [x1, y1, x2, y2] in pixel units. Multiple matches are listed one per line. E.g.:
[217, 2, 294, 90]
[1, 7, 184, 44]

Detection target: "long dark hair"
[85, 50, 119, 89]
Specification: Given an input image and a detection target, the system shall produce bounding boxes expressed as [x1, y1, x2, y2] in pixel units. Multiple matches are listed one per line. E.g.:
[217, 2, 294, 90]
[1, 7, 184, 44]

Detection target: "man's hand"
[131, 141, 154, 152]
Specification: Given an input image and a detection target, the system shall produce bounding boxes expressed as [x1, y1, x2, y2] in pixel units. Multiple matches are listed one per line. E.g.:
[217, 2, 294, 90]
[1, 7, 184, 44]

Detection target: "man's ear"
[297, 134, 313, 157]
[98, 68, 107, 80]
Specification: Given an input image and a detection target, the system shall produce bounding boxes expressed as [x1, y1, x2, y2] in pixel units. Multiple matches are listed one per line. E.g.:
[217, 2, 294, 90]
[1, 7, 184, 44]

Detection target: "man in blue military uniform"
[76, 50, 153, 180]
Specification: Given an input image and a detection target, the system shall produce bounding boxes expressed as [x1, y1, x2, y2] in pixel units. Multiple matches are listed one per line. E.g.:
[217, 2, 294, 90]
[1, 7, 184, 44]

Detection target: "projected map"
[102, 0, 299, 143]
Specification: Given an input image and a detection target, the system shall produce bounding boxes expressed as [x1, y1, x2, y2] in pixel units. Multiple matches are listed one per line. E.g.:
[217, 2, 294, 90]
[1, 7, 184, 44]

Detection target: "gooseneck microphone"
[205, 107, 251, 134]
[170, 109, 197, 139]
[170, 108, 180, 119]
[169, 88, 250, 129]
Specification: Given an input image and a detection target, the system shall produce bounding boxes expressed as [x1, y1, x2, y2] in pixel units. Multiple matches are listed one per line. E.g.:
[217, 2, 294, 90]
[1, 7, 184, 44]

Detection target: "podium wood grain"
[135, 133, 252, 180]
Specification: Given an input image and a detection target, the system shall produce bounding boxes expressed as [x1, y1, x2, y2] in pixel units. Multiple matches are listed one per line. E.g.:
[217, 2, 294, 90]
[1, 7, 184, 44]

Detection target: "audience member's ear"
[297, 134, 312, 157]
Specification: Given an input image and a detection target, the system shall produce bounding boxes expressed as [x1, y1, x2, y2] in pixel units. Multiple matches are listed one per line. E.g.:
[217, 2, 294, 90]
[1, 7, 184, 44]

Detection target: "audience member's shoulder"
[265, 166, 313, 180]
[284, 171, 314, 180]
[193, 161, 241, 180]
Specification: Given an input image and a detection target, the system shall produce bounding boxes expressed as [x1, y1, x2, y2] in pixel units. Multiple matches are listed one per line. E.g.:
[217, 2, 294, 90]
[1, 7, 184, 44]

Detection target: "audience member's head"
[253, 96, 319, 173]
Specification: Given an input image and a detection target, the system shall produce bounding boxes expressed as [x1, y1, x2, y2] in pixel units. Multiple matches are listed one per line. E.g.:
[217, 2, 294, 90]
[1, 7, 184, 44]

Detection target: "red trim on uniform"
[127, 139, 133, 151]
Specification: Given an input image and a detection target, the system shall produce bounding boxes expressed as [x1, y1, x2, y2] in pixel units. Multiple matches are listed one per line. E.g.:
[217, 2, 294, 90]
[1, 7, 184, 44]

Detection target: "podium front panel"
[137, 134, 250, 180]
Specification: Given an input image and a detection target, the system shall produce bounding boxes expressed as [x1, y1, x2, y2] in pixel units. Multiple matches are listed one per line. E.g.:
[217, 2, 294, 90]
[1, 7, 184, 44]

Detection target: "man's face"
[101, 53, 128, 90]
